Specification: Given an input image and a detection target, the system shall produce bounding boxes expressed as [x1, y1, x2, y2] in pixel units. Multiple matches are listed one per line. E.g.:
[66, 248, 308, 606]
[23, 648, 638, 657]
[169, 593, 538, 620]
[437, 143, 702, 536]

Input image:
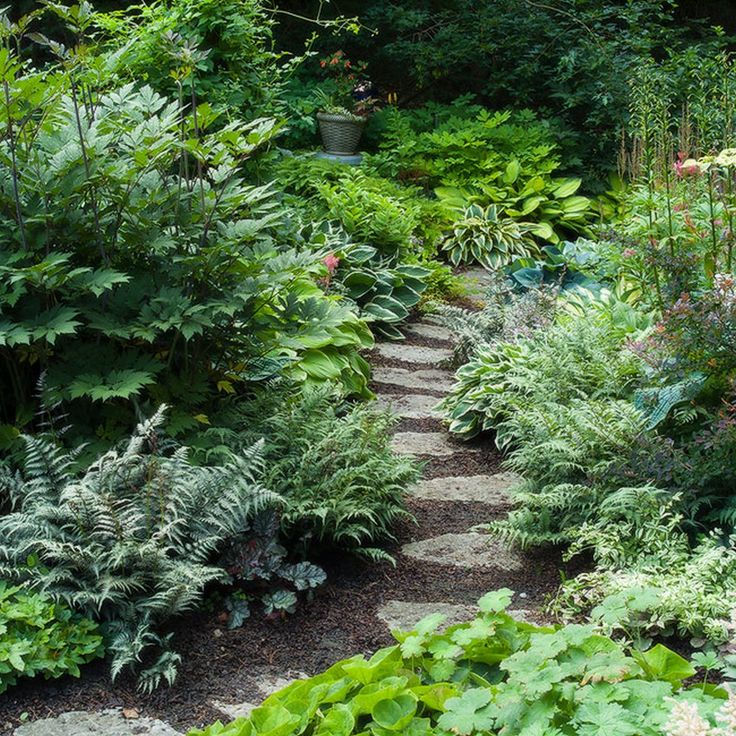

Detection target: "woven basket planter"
[317, 112, 366, 155]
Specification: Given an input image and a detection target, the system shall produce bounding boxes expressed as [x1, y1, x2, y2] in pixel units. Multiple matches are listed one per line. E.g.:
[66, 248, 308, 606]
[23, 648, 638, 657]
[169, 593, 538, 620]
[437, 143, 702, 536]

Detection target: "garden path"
[5, 269, 559, 736]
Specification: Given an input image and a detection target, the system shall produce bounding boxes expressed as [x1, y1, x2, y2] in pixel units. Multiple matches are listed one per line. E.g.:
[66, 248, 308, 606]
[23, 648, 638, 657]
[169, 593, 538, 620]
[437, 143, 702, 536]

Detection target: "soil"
[0, 308, 575, 735]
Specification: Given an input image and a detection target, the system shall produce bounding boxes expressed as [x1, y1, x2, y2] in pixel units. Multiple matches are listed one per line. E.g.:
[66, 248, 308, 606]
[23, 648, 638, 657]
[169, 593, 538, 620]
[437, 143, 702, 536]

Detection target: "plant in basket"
[316, 50, 377, 155]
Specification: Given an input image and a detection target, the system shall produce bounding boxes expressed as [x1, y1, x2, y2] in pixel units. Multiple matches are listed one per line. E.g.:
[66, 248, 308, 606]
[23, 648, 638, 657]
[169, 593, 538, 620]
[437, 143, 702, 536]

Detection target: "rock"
[375, 343, 453, 366]
[401, 533, 522, 570]
[14, 710, 180, 736]
[372, 367, 454, 393]
[212, 672, 307, 721]
[376, 600, 475, 631]
[404, 323, 453, 342]
[462, 268, 494, 298]
[375, 393, 443, 420]
[408, 473, 520, 504]
[391, 432, 477, 457]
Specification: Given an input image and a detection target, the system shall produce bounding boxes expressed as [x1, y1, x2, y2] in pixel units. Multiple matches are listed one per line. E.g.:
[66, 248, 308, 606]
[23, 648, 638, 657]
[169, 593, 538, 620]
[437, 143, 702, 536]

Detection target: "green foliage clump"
[0, 582, 103, 694]
[0, 408, 279, 691]
[440, 311, 644, 440]
[553, 489, 736, 647]
[0, 63, 374, 443]
[276, 158, 444, 257]
[188, 590, 732, 736]
[97, 0, 286, 116]
[441, 203, 537, 270]
[192, 385, 419, 563]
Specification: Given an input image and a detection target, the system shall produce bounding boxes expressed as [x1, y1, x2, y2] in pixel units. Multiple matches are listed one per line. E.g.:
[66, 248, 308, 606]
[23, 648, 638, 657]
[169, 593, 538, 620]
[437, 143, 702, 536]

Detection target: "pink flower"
[622, 248, 636, 258]
[323, 253, 340, 274]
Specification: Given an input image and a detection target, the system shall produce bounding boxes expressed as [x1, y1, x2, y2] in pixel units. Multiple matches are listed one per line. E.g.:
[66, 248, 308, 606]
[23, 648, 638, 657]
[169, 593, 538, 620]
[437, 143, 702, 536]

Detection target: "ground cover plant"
[0, 582, 103, 694]
[0, 408, 282, 690]
[189, 590, 736, 736]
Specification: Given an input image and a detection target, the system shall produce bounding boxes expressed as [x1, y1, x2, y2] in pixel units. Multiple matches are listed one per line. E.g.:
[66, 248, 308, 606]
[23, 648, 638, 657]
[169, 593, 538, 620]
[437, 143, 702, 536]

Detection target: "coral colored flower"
[323, 253, 340, 274]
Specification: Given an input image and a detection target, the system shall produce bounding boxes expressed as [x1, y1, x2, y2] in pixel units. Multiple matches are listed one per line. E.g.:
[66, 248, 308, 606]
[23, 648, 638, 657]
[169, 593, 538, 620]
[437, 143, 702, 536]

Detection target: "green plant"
[188, 589, 734, 736]
[441, 204, 537, 270]
[0, 581, 104, 693]
[0, 41, 374, 444]
[190, 384, 419, 562]
[553, 490, 736, 648]
[333, 245, 430, 339]
[96, 0, 288, 116]
[0, 407, 279, 690]
[440, 312, 644, 438]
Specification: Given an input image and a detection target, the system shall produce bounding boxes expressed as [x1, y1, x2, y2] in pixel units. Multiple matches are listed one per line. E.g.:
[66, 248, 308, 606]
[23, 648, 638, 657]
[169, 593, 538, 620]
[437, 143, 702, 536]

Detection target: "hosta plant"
[335, 245, 430, 340]
[189, 589, 733, 736]
[0, 407, 279, 691]
[441, 203, 538, 270]
[0, 581, 104, 694]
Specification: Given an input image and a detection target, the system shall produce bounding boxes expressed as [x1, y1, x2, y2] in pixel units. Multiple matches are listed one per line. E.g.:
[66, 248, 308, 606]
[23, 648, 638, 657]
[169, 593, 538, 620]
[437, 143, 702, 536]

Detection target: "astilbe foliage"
[0, 407, 279, 691]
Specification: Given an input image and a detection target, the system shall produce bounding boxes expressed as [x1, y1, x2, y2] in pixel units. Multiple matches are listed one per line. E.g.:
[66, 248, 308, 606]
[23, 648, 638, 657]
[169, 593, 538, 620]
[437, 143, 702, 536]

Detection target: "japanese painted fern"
[0, 407, 279, 691]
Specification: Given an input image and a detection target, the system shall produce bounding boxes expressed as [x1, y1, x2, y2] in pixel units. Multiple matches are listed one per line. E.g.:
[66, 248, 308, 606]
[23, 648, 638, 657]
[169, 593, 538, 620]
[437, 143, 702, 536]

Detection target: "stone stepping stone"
[402, 532, 522, 571]
[376, 393, 442, 419]
[391, 432, 477, 457]
[462, 267, 494, 296]
[373, 366, 454, 393]
[409, 473, 520, 504]
[377, 600, 475, 631]
[404, 322, 453, 342]
[213, 672, 307, 721]
[14, 709, 180, 736]
[375, 343, 453, 365]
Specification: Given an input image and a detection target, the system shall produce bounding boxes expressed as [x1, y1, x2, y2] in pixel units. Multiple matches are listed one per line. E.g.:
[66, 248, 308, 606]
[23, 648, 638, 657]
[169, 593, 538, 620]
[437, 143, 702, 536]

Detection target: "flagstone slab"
[376, 393, 443, 419]
[408, 473, 520, 504]
[377, 600, 475, 631]
[391, 432, 477, 457]
[401, 532, 522, 570]
[14, 710, 180, 736]
[372, 366, 454, 393]
[212, 673, 307, 721]
[404, 323, 454, 342]
[375, 343, 453, 365]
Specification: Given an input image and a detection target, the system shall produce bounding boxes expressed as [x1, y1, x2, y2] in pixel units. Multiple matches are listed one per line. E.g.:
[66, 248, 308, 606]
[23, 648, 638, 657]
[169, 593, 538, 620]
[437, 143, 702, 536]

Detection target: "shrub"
[0, 582, 104, 694]
[96, 0, 286, 116]
[191, 385, 418, 562]
[0, 62, 373, 443]
[0, 408, 279, 690]
[188, 589, 734, 736]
